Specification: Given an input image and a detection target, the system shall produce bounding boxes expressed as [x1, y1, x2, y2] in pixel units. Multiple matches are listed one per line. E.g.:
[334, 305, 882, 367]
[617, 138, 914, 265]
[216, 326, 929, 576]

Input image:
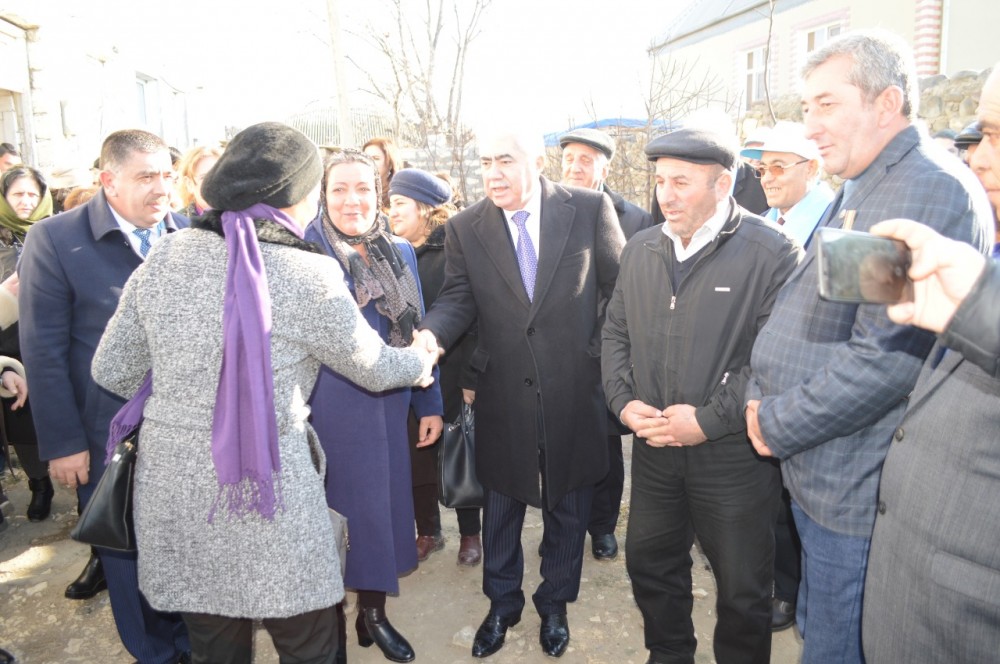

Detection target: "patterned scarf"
[320, 211, 422, 348]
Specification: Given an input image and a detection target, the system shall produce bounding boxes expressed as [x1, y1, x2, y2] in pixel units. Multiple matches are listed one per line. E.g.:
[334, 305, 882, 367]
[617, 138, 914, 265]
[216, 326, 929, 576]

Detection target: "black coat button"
[527, 327, 535, 336]
[878, 501, 887, 515]
[524, 378, 533, 387]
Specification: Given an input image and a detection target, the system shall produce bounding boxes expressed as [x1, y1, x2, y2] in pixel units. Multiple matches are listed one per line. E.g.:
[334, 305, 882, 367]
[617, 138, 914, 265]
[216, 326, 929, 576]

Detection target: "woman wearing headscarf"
[91, 123, 436, 664]
[0, 166, 55, 522]
[387, 168, 483, 567]
[306, 150, 443, 664]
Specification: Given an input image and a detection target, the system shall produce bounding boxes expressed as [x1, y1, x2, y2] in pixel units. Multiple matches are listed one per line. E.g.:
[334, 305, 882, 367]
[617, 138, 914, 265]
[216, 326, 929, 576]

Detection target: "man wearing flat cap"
[19, 129, 191, 662]
[602, 126, 798, 664]
[558, 127, 653, 562]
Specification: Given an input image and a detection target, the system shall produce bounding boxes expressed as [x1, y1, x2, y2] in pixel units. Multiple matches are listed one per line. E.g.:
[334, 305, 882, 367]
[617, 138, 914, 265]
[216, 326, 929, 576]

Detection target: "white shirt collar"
[109, 202, 166, 258]
[661, 198, 731, 262]
[502, 179, 544, 254]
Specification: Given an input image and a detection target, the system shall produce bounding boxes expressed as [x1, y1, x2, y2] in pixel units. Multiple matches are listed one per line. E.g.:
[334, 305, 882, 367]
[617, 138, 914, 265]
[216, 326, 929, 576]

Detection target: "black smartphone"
[816, 227, 913, 304]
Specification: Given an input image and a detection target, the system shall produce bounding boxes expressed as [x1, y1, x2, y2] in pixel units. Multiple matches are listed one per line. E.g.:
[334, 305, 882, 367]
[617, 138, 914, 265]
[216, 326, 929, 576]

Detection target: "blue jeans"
[791, 501, 870, 664]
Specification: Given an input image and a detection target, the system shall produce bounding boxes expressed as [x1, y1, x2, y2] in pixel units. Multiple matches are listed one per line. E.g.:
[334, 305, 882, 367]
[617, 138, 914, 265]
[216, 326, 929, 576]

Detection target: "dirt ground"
[1, 438, 803, 663]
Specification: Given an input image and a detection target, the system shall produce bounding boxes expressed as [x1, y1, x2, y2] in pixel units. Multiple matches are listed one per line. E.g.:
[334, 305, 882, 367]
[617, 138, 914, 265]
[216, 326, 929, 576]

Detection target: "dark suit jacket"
[18, 189, 187, 485]
[863, 260, 1000, 663]
[420, 177, 624, 509]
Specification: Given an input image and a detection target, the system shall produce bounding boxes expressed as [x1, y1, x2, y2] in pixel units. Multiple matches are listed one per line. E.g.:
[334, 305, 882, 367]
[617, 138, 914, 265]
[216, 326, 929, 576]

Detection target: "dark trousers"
[626, 438, 780, 664]
[81, 473, 189, 664]
[182, 606, 338, 664]
[773, 484, 802, 603]
[588, 434, 624, 536]
[482, 484, 593, 618]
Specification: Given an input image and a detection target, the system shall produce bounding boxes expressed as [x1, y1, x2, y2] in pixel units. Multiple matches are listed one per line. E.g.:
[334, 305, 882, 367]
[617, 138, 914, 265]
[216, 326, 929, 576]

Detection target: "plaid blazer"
[746, 125, 993, 537]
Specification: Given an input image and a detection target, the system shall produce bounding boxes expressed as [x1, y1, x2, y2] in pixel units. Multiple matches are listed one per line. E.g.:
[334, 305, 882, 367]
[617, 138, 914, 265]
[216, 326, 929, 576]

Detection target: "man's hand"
[415, 415, 444, 448]
[659, 404, 708, 447]
[1, 371, 28, 410]
[871, 219, 987, 333]
[49, 450, 90, 489]
[412, 329, 445, 358]
[745, 400, 773, 457]
[620, 400, 670, 446]
[409, 332, 440, 388]
[462, 389, 476, 405]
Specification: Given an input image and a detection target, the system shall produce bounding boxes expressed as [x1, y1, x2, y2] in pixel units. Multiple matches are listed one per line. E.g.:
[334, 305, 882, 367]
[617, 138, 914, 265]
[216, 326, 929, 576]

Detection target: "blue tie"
[512, 210, 537, 301]
[134, 228, 152, 257]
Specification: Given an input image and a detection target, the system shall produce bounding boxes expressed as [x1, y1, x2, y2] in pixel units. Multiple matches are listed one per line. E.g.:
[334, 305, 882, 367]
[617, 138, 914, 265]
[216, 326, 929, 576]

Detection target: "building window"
[806, 22, 842, 53]
[744, 46, 767, 111]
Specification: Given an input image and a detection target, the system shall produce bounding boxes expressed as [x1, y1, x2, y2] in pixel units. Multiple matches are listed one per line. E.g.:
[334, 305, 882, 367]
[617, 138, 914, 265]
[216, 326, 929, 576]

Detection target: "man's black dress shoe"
[65, 551, 107, 600]
[591, 533, 618, 560]
[771, 597, 796, 632]
[27, 476, 54, 522]
[539, 613, 570, 657]
[357, 607, 415, 662]
[472, 612, 520, 658]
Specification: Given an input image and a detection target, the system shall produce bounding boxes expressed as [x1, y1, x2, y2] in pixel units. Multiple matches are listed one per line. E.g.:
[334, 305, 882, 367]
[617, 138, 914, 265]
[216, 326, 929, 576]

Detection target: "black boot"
[356, 607, 415, 663]
[65, 550, 107, 600]
[27, 476, 54, 522]
[335, 602, 347, 664]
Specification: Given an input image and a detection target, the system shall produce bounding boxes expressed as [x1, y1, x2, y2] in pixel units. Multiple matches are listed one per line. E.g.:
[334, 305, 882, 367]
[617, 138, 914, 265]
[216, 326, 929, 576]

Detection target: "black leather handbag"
[438, 403, 483, 508]
[70, 435, 138, 552]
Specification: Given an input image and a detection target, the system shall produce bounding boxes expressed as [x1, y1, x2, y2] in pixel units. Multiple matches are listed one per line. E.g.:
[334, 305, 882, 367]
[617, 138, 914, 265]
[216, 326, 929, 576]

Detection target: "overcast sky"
[142, 0, 692, 137]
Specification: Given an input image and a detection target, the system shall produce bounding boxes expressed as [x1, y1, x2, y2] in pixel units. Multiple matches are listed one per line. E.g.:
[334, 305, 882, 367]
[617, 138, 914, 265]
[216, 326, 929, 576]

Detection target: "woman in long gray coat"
[92, 123, 435, 664]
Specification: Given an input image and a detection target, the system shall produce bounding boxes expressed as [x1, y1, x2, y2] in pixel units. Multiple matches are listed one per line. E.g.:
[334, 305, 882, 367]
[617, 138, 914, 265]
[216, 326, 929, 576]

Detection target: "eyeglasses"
[753, 159, 809, 179]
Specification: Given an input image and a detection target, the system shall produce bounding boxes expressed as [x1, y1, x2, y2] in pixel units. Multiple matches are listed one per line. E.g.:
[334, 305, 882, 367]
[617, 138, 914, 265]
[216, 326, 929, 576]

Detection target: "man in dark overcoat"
[417, 127, 624, 658]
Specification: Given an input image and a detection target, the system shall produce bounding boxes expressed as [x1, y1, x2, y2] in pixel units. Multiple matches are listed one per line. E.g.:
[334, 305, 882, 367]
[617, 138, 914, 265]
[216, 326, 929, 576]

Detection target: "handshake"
[409, 329, 446, 388]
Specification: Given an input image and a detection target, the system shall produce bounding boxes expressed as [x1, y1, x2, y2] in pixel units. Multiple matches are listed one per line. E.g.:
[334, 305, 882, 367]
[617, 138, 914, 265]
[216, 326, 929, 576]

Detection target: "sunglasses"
[753, 159, 809, 178]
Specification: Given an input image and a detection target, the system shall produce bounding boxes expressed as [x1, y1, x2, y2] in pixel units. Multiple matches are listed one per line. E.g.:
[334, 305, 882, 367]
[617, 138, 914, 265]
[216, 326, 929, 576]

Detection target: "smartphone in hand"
[817, 227, 913, 304]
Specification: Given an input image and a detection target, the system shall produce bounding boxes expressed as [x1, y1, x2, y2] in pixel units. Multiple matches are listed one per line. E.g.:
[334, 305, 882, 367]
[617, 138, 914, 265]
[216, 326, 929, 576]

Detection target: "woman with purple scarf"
[91, 123, 436, 664]
[305, 150, 444, 664]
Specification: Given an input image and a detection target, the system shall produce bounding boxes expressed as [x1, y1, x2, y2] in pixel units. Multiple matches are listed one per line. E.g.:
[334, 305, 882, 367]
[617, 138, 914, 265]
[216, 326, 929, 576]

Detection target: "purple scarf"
[106, 203, 303, 522]
[209, 203, 305, 521]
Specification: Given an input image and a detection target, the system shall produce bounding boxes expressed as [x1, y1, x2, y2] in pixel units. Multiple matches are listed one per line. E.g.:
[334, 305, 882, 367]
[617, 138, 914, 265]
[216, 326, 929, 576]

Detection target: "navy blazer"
[18, 189, 188, 482]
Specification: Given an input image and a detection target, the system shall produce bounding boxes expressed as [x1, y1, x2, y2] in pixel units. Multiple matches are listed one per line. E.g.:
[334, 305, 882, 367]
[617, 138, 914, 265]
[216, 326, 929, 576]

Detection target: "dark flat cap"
[644, 127, 736, 170]
[559, 128, 615, 160]
[389, 168, 452, 206]
[955, 121, 982, 149]
[201, 122, 321, 211]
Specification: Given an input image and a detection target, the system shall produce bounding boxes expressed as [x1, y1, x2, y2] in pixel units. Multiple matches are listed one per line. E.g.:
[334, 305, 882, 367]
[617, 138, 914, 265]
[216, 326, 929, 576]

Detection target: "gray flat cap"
[644, 128, 736, 170]
[559, 128, 615, 160]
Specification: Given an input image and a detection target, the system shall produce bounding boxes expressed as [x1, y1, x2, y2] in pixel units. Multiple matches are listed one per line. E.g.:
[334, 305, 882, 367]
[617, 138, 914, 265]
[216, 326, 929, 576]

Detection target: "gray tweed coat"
[92, 225, 426, 619]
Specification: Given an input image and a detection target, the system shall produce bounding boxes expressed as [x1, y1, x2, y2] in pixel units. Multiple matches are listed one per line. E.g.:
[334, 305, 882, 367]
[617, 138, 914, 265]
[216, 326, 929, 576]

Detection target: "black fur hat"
[201, 122, 321, 211]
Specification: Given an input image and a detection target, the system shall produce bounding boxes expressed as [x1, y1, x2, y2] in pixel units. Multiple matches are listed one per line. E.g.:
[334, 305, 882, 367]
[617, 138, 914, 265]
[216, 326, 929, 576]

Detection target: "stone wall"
[741, 67, 992, 138]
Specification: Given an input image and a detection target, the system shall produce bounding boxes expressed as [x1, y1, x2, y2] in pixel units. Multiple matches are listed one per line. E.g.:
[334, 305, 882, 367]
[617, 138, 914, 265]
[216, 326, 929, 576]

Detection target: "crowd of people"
[1, 27, 999, 664]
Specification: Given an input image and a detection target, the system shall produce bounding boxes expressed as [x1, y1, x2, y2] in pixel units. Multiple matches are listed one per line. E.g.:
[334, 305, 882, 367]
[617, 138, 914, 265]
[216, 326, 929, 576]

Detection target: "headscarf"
[0, 173, 53, 238]
[320, 154, 422, 348]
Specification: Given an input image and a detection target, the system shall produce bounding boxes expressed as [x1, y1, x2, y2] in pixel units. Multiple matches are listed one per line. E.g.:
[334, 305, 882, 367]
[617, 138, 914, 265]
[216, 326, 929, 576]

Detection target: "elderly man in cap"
[559, 127, 653, 561]
[742, 121, 834, 249]
[602, 126, 798, 664]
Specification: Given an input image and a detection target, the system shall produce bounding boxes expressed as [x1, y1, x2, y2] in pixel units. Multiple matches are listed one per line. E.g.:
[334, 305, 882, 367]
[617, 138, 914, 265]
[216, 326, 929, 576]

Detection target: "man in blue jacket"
[19, 129, 190, 664]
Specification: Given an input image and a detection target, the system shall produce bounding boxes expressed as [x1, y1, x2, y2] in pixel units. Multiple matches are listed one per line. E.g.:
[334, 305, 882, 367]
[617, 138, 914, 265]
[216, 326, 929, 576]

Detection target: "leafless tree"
[348, 0, 492, 204]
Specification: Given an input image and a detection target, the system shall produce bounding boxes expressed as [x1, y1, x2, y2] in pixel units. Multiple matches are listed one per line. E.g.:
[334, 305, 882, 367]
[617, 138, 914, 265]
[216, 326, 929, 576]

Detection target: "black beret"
[559, 128, 615, 160]
[955, 121, 982, 149]
[644, 127, 736, 170]
[201, 122, 321, 211]
[388, 168, 452, 206]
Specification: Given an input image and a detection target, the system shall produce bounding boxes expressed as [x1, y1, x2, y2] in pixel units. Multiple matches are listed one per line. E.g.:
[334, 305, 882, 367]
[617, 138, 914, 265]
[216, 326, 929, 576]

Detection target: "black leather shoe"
[27, 476, 54, 522]
[65, 551, 107, 600]
[472, 612, 520, 658]
[356, 607, 414, 662]
[539, 613, 570, 657]
[591, 533, 618, 560]
[0, 646, 16, 664]
[771, 598, 796, 632]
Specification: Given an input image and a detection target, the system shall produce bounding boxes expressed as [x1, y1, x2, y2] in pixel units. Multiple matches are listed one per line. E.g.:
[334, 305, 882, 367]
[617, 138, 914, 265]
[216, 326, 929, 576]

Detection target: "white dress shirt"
[502, 182, 543, 256]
